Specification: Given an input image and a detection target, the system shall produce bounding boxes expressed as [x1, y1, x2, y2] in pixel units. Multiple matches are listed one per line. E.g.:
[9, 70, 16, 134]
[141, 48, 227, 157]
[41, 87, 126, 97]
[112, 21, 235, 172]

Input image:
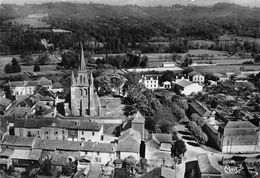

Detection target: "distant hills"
[1, 0, 260, 7]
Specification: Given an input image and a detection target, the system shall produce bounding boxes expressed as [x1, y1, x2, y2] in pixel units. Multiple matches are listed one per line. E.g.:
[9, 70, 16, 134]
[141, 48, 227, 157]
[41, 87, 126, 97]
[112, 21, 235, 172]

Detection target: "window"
[92, 132, 95, 136]
[71, 131, 75, 135]
[79, 89, 83, 96]
[37, 131, 40, 135]
[45, 131, 48, 135]
[62, 130, 65, 134]
[101, 135, 104, 141]
[97, 152, 100, 156]
[81, 138, 85, 141]
[55, 131, 58, 135]
[62, 136, 65, 140]
[154, 85, 156, 87]
[82, 131, 84, 135]
[27, 131, 31, 137]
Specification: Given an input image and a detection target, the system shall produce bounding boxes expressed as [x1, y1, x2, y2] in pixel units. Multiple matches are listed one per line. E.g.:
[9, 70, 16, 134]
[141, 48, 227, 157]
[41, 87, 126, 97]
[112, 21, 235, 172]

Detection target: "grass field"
[193, 65, 260, 74]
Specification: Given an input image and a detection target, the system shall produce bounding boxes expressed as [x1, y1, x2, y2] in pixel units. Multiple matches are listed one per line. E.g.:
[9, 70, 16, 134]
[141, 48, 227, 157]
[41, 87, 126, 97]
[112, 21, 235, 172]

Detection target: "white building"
[141, 75, 160, 90]
[188, 72, 205, 85]
[175, 80, 203, 95]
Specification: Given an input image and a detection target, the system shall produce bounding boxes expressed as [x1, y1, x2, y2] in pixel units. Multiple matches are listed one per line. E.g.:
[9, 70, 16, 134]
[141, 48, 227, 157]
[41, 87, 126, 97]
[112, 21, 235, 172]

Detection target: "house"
[162, 81, 172, 89]
[10, 149, 42, 168]
[175, 80, 203, 96]
[152, 134, 173, 152]
[13, 118, 104, 142]
[197, 154, 222, 178]
[0, 96, 12, 115]
[142, 74, 160, 90]
[218, 121, 258, 153]
[188, 72, 205, 85]
[131, 111, 145, 141]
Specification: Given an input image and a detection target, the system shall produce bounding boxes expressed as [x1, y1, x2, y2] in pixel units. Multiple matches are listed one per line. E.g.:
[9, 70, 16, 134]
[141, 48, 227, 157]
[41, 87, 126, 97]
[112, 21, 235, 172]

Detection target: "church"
[70, 44, 101, 117]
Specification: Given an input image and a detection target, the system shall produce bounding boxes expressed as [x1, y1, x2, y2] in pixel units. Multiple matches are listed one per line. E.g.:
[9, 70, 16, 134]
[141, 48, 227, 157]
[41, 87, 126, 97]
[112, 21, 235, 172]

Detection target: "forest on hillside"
[0, 2, 260, 54]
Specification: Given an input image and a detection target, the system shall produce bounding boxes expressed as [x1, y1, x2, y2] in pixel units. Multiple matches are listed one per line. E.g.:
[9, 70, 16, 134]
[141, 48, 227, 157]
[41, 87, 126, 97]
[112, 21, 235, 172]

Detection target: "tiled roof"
[14, 118, 101, 131]
[153, 134, 173, 143]
[0, 97, 12, 107]
[10, 149, 42, 160]
[1, 135, 36, 147]
[132, 111, 145, 124]
[0, 149, 13, 157]
[34, 139, 116, 153]
[119, 128, 141, 141]
[189, 99, 211, 117]
[37, 77, 52, 86]
[197, 154, 221, 175]
[224, 121, 256, 129]
[117, 136, 140, 153]
[175, 80, 193, 88]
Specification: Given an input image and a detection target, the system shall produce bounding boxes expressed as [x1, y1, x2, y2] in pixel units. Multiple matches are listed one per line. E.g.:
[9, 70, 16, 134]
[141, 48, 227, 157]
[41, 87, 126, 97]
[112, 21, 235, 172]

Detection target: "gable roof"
[197, 154, 221, 175]
[117, 136, 140, 153]
[153, 134, 173, 144]
[1, 135, 36, 148]
[189, 99, 211, 117]
[52, 82, 63, 89]
[119, 128, 141, 141]
[13, 118, 102, 131]
[37, 77, 52, 86]
[0, 97, 12, 107]
[132, 111, 145, 124]
[175, 80, 193, 88]
[224, 121, 257, 129]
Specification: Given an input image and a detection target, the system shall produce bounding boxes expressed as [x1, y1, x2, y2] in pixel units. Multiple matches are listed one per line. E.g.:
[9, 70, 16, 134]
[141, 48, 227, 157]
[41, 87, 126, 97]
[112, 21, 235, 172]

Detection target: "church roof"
[132, 111, 145, 124]
[80, 43, 86, 71]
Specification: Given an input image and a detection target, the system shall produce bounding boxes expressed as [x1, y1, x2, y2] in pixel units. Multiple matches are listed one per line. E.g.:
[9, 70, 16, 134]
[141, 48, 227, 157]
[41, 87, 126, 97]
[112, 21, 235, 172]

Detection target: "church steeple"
[80, 42, 86, 71]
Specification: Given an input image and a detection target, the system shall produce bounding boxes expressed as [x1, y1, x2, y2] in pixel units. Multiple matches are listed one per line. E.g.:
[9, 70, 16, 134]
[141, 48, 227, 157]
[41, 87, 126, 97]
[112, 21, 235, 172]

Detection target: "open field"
[193, 65, 260, 74]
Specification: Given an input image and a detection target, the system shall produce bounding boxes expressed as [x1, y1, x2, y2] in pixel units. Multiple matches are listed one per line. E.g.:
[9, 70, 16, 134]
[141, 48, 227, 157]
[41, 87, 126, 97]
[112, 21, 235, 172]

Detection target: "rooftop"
[175, 80, 193, 88]
[132, 111, 145, 124]
[189, 99, 211, 117]
[197, 154, 221, 175]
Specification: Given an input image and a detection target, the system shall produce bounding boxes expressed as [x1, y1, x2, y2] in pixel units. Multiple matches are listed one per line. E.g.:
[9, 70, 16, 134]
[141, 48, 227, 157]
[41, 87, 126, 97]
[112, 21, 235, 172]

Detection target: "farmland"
[193, 65, 260, 74]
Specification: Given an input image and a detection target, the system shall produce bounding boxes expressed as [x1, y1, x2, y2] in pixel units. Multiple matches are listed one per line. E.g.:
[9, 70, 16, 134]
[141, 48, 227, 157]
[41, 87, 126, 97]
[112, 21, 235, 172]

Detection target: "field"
[193, 65, 260, 74]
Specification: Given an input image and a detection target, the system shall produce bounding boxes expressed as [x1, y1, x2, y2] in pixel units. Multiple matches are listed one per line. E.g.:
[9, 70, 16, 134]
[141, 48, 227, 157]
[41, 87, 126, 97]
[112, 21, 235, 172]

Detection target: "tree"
[95, 75, 112, 96]
[62, 162, 76, 176]
[171, 139, 187, 158]
[123, 156, 136, 172]
[174, 98, 189, 111]
[11, 58, 21, 73]
[188, 121, 208, 144]
[190, 113, 205, 127]
[210, 99, 218, 108]
[254, 55, 260, 64]
[4, 58, 21, 73]
[159, 71, 177, 85]
[4, 63, 12, 73]
[171, 104, 187, 121]
[33, 63, 40, 72]
[38, 158, 53, 176]
[38, 53, 51, 65]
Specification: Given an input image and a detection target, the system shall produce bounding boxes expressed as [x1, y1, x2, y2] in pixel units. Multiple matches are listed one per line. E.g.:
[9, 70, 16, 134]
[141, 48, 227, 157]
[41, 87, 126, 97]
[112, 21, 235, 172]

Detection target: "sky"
[1, 0, 260, 7]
